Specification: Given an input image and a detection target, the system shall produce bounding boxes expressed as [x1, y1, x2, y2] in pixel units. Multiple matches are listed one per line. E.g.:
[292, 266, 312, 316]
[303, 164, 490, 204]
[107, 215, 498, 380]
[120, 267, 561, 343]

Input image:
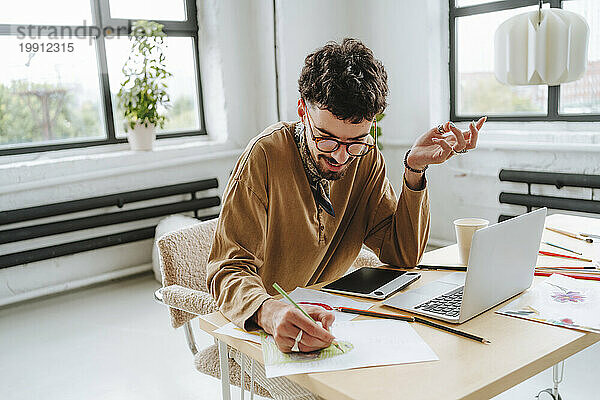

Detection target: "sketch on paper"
[260, 332, 353, 366]
[497, 274, 600, 333]
[547, 282, 586, 304]
[260, 319, 438, 378]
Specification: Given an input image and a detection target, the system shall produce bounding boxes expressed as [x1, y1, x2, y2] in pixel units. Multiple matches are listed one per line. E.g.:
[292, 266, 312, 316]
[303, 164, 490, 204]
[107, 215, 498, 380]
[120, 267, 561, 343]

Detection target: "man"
[207, 38, 485, 356]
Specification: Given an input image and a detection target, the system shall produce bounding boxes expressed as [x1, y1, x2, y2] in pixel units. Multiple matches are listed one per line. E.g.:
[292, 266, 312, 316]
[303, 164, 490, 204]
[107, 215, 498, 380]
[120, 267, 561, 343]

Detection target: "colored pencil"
[416, 265, 467, 272]
[545, 227, 593, 243]
[335, 307, 415, 322]
[542, 241, 582, 255]
[538, 251, 592, 263]
[535, 272, 600, 282]
[536, 268, 600, 275]
[336, 307, 490, 344]
[412, 316, 491, 344]
[535, 266, 597, 270]
[536, 269, 600, 276]
[272, 283, 343, 352]
[580, 233, 600, 240]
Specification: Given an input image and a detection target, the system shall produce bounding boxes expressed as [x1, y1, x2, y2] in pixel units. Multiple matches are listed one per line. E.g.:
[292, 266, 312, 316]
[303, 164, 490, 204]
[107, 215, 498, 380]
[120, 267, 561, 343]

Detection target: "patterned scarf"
[293, 122, 335, 217]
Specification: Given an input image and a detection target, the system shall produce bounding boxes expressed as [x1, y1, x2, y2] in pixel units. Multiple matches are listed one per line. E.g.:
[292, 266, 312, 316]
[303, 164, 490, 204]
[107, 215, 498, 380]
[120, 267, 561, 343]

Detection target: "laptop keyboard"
[414, 286, 464, 318]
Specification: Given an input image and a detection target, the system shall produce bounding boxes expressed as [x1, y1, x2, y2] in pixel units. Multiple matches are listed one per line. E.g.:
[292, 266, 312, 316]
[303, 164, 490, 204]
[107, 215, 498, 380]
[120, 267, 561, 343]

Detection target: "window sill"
[0, 135, 231, 167]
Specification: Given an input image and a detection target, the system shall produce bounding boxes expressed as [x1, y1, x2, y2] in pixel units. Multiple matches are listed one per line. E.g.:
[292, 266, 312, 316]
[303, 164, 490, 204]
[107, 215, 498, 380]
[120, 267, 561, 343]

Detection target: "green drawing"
[261, 332, 354, 365]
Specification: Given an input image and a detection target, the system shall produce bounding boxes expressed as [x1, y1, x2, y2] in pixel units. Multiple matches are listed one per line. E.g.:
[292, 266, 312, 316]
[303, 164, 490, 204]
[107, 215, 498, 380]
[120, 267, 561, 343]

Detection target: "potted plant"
[117, 20, 172, 151]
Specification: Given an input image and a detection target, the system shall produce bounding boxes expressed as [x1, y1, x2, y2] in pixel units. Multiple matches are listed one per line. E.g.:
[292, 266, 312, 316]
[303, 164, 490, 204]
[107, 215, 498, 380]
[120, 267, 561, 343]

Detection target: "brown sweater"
[206, 122, 430, 328]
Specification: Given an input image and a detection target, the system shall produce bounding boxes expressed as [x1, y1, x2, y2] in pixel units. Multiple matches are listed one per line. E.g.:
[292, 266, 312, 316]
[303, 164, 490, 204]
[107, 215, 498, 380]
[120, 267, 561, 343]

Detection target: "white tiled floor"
[0, 273, 598, 400]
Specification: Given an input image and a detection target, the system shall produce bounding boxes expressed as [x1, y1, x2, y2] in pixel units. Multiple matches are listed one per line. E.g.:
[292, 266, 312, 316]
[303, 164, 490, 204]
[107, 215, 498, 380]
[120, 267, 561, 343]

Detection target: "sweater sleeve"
[363, 154, 431, 268]
[206, 147, 273, 329]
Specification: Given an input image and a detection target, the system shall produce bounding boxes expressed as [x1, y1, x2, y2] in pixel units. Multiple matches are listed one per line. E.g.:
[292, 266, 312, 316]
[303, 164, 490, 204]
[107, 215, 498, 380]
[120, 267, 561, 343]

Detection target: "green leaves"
[116, 20, 171, 131]
[369, 113, 385, 150]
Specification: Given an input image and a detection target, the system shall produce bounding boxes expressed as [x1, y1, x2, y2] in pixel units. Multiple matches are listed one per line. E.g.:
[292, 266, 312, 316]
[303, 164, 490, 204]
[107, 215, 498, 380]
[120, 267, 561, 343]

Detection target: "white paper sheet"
[214, 322, 262, 344]
[261, 319, 439, 378]
[286, 287, 374, 322]
[497, 274, 600, 333]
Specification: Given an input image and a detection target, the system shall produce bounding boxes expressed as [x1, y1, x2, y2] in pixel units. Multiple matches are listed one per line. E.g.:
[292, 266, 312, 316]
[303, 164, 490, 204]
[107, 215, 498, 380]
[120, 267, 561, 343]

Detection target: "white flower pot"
[128, 122, 156, 151]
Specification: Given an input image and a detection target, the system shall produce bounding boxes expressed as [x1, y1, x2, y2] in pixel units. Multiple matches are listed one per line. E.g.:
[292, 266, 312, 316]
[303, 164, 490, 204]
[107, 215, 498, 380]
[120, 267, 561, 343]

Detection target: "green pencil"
[542, 241, 582, 255]
[272, 282, 343, 352]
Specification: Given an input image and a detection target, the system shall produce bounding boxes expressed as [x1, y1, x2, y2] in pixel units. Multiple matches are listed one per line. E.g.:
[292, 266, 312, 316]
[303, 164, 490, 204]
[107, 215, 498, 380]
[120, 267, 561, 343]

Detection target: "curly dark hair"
[298, 38, 388, 123]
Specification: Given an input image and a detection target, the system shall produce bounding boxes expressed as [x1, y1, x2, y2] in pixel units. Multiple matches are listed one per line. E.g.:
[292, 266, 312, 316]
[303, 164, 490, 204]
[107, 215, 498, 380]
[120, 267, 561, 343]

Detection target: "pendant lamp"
[494, 1, 589, 86]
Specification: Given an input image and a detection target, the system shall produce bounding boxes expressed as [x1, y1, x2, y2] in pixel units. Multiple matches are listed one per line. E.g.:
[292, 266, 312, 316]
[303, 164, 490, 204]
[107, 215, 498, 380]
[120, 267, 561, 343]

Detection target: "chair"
[154, 217, 380, 400]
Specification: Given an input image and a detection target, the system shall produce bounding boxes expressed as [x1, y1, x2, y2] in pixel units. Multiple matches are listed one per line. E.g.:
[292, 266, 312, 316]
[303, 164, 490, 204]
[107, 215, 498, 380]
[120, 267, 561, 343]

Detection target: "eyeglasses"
[303, 102, 377, 157]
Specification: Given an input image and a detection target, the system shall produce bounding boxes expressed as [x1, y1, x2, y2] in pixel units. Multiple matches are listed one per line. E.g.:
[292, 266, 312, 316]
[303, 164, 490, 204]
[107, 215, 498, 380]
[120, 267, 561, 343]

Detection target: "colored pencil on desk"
[272, 282, 343, 352]
[580, 232, 600, 240]
[542, 241, 582, 255]
[416, 265, 468, 272]
[535, 272, 600, 282]
[335, 307, 415, 322]
[536, 266, 597, 270]
[536, 269, 600, 276]
[335, 307, 490, 344]
[545, 227, 594, 243]
[536, 267, 600, 275]
[538, 251, 593, 263]
[412, 316, 491, 344]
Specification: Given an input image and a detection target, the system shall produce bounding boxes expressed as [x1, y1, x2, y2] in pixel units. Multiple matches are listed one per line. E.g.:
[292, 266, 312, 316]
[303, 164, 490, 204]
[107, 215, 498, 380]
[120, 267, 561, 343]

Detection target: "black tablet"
[321, 267, 420, 300]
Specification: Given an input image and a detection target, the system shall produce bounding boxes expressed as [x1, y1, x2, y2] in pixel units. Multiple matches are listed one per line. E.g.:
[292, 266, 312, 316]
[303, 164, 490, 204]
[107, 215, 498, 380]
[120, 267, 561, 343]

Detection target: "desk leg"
[536, 361, 565, 400]
[250, 359, 255, 400]
[218, 339, 231, 400]
[552, 361, 565, 399]
[240, 353, 245, 400]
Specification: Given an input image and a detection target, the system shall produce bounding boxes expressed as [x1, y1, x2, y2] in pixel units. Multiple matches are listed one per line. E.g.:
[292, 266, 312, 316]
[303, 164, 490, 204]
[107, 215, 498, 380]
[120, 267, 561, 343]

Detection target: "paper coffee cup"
[454, 218, 489, 266]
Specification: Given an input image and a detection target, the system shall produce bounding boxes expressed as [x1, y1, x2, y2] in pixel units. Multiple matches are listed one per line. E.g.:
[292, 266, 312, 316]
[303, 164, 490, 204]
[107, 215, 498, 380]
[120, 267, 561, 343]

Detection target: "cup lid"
[454, 218, 489, 226]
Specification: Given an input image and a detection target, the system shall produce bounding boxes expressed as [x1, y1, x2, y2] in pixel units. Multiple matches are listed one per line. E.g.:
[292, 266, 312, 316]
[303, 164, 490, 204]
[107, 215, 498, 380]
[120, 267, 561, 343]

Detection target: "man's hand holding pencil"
[255, 296, 336, 353]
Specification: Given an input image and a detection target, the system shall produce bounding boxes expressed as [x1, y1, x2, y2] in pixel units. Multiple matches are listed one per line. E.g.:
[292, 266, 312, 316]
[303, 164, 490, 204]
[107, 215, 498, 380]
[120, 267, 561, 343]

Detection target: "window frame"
[0, 0, 206, 156]
[449, 0, 600, 122]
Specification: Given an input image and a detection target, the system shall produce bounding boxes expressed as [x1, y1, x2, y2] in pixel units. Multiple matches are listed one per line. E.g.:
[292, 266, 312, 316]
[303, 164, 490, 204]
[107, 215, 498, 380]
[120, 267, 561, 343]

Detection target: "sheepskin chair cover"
[349, 247, 381, 273]
[157, 217, 219, 328]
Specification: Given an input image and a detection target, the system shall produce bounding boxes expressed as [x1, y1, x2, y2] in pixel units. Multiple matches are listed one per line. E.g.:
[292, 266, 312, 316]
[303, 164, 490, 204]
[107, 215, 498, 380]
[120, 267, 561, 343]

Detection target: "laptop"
[383, 208, 547, 324]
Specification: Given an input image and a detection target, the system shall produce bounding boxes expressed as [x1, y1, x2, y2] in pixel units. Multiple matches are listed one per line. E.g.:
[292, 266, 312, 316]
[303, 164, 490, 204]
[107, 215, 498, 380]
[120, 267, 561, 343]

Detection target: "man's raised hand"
[406, 116, 486, 170]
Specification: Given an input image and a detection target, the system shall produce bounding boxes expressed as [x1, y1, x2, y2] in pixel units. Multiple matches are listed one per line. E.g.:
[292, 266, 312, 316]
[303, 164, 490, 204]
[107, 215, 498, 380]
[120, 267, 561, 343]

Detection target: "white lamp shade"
[494, 9, 589, 85]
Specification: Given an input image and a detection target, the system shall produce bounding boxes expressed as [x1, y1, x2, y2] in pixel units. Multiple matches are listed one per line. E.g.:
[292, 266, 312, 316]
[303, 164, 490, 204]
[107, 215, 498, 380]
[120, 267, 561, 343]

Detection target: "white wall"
[199, 0, 279, 146]
[276, 0, 442, 139]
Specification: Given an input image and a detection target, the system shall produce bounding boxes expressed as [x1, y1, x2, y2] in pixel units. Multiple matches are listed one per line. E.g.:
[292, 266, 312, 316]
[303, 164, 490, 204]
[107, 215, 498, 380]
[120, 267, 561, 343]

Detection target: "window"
[0, 0, 205, 155]
[450, 0, 600, 122]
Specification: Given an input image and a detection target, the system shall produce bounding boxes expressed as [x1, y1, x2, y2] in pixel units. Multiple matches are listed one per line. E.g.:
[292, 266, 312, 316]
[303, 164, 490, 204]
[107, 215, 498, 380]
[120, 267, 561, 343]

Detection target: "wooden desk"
[198, 214, 600, 400]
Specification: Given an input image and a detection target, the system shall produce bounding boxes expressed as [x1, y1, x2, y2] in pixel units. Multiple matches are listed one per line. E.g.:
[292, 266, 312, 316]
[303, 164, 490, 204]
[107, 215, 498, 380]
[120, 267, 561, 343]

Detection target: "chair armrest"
[156, 284, 219, 316]
[154, 286, 202, 355]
